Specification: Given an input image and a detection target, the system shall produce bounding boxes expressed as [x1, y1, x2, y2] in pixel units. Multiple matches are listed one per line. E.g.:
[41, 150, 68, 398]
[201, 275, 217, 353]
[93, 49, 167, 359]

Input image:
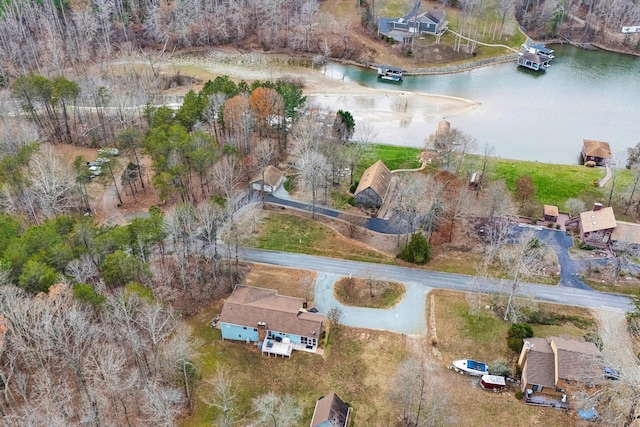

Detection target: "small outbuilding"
[310, 392, 351, 427]
[543, 205, 559, 222]
[354, 160, 392, 209]
[581, 139, 612, 166]
[250, 165, 286, 193]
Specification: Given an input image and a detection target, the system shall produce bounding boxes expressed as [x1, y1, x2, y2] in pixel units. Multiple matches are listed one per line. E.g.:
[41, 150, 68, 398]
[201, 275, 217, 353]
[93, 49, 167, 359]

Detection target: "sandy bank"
[169, 50, 480, 147]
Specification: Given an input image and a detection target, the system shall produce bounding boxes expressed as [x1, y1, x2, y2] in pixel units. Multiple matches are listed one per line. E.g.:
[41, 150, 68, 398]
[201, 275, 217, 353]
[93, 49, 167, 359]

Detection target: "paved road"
[238, 247, 634, 313]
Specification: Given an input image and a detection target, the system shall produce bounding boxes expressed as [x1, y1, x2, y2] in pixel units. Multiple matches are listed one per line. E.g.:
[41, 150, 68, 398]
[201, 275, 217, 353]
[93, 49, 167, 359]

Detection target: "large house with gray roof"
[378, 1, 447, 42]
[218, 285, 324, 356]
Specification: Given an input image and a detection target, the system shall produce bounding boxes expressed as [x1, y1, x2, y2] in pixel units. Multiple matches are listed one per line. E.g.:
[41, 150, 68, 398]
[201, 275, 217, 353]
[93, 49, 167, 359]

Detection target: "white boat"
[452, 359, 488, 376]
[377, 65, 403, 82]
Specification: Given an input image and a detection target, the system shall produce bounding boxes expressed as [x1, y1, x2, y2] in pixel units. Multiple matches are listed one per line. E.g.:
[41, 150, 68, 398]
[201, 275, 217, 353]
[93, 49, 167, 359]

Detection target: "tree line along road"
[237, 247, 634, 313]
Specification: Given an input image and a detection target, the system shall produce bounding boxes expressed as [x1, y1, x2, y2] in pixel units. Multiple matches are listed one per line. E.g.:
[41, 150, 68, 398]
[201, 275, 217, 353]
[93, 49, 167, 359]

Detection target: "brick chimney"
[593, 202, 602, 211]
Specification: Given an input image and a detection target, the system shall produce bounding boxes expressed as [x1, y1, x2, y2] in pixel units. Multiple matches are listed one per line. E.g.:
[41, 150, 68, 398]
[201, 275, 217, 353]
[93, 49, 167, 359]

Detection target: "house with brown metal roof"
[579, 203, 617, 248]
[582, 139, 612, 166]
[250, 165, 286, 193]
[310, 392, 351, 427]
[354, 160, 392, 209]
[543, 205, 559, 222]
[518, 336, 603, 408]
[218, 285, 324, 357]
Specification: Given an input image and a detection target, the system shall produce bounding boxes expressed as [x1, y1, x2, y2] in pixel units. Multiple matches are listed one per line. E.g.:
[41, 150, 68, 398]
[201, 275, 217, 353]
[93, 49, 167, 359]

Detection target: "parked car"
[604, 367, 620, 380]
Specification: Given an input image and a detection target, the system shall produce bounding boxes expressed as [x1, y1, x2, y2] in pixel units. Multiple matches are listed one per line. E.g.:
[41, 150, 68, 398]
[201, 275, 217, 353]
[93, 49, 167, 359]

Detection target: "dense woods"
[0, 0, 639, 424]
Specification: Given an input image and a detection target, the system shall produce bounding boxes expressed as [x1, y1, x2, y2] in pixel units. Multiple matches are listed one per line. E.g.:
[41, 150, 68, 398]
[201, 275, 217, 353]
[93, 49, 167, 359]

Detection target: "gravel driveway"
[313, 272, 429, 336]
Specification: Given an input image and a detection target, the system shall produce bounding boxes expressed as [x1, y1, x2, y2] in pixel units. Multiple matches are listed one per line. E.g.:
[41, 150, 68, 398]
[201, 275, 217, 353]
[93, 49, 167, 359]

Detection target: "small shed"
[582, 139, 612, 166]
[310, 392, 351, 427]
[469, 171, 481, 189]
[354, 160, 392, 208]
[250, 165, 286, 193]
[543, 205, 559, 222]
[436, 119, 451, 137]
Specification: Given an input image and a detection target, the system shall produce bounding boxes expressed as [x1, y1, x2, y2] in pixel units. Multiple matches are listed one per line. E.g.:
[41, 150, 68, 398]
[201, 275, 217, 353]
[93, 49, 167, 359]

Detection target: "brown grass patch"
[334, 276, 405, 308]
[242, 263, 316, 302]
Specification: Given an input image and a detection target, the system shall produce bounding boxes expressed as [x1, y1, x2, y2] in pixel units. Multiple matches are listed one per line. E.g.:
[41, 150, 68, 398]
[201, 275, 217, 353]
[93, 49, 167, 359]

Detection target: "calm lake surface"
[323, 45, 640, 164]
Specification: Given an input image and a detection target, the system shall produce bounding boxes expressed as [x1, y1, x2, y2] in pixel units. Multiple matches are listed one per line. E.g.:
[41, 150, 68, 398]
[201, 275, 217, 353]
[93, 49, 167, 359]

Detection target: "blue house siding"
[267, 330, 302, 345]
[220, 322, 259, 342]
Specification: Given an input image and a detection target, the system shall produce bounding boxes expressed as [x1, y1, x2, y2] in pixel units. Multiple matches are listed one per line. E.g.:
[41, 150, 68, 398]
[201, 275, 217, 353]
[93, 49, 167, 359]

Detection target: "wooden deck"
[261, 338, 292, 358]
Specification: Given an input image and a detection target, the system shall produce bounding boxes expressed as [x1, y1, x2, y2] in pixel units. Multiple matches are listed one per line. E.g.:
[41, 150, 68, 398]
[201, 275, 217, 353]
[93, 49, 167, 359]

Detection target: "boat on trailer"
[480, 375, 506, 392]
[377, 65, 403, 82]
[452, 359, 488, 376]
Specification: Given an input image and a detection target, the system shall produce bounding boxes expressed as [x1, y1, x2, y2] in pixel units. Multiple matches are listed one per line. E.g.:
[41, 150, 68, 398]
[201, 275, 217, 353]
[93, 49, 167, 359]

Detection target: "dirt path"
[595, 309, 637, 370]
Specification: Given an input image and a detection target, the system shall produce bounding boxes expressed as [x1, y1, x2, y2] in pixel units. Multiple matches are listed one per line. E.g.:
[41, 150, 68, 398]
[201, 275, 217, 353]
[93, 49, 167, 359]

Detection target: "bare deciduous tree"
[252, 392, 302, 427]
[389, 354, 455, 426]
[499, 229, 546, 322]
[202, 367, 237, 427]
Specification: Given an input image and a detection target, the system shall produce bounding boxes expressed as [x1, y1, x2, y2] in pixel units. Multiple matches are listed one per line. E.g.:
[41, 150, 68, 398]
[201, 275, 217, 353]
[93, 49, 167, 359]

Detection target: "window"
[243, 327, 247, 330]
[253, 328, 257, 332]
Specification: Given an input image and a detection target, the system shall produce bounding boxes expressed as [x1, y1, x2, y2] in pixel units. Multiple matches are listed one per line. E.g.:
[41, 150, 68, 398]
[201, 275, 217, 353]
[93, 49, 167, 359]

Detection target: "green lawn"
[357, 144, 422, 177]
[489, 158, 609, 209]
[244, 212, 394, 264]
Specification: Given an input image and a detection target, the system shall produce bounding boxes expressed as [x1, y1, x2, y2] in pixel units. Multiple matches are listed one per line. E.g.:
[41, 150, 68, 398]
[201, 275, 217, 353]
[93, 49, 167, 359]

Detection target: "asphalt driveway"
[514, 224, 593, 290]
[313, 272, 429, 336]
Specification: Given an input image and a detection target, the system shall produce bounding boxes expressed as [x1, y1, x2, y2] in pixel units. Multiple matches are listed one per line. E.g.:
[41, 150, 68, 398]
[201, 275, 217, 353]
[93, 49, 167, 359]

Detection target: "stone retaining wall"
[403, 53, 519, 75]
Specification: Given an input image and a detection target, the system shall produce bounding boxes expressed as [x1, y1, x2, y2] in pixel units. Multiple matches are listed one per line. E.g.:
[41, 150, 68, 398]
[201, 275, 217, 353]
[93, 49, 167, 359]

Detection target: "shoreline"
[168, 50, 481, 147]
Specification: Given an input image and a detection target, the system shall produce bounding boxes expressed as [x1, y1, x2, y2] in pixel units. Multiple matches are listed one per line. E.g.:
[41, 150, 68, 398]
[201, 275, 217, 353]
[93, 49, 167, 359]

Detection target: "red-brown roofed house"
[218, 285, 324, 357]
[582, 139, 612, 166]
[543, 205, 559, 222]
[579, 203, 617, 248]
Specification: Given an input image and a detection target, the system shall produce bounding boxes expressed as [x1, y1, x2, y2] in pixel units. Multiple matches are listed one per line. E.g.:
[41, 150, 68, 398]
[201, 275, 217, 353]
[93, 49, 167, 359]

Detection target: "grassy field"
[488, 158, 607, 209]
[357, 144, 422, 177]
[244, 212, 395, 264]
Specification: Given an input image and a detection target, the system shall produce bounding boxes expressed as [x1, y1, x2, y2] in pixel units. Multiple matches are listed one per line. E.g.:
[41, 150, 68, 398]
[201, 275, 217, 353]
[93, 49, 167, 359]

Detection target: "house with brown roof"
[579, 203, 617, 248]
[218, 285, 324, 357]
[354, 160, 392, 209]
[518, 336, 604, 408]
[250, 165, 286, 193]
[310, 392, 351, 427]
[543, 205, 559, 222]
[582, 139, 612, 166]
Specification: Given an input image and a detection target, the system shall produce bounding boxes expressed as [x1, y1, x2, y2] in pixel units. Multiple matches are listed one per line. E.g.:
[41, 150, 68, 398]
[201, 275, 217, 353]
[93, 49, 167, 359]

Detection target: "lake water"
[322, 45, 640, 165]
